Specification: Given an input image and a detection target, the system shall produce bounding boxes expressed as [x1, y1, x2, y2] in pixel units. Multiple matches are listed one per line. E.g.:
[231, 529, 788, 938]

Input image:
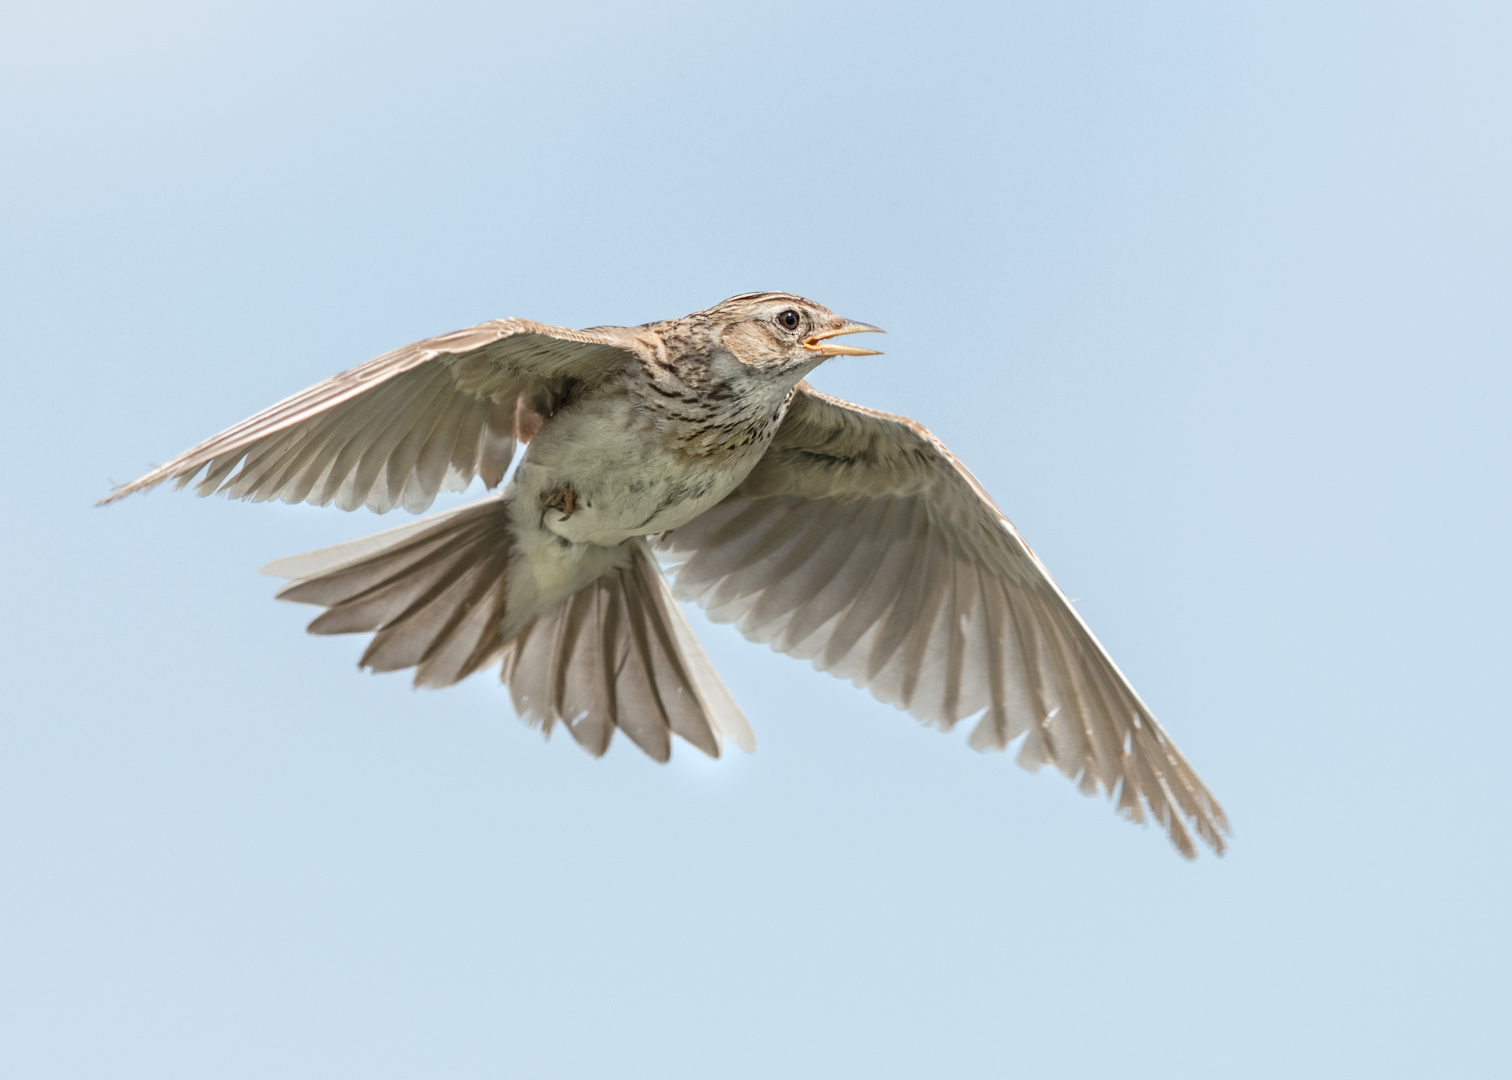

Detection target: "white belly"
[513, 391, 765, 548]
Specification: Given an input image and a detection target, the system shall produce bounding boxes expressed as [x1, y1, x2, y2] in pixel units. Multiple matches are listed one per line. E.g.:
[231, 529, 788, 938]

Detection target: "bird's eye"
[777, 309, 801, 331]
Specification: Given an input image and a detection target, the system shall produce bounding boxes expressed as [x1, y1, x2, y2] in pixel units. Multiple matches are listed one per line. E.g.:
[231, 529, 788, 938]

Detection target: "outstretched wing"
[657, 383, 1229, 857]
[101, 319, 641, 514]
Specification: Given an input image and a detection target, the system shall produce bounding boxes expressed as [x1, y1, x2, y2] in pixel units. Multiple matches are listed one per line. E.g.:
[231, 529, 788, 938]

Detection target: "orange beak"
[803, 320, 886, 357]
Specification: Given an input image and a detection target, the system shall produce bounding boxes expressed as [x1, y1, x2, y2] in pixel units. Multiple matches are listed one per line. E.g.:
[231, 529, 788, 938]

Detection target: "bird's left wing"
[655, 383, 1229, 857]
[101, 319, 640, 514]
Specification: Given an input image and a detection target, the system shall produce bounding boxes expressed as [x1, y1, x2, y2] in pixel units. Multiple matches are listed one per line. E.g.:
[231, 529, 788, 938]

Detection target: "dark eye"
[777, 309, 801, 331]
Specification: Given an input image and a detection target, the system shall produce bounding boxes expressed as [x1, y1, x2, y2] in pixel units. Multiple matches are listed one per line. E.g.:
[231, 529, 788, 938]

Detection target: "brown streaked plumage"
[102, 292, 1228, 857]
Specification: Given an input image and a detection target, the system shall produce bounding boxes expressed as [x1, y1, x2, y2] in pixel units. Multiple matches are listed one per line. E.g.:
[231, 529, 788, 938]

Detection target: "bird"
[102, 292, 1229, 857]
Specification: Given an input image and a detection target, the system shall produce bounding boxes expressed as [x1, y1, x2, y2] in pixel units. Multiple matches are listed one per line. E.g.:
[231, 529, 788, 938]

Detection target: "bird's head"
[694, 292, 884, 379]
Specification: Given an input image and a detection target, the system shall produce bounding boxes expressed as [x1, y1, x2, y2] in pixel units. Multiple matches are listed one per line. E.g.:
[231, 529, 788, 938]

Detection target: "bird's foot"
[540, 485, 580, 520]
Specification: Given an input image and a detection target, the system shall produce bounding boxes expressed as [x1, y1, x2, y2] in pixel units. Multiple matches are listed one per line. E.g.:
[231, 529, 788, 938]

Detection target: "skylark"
[104, 292, 1228, 856]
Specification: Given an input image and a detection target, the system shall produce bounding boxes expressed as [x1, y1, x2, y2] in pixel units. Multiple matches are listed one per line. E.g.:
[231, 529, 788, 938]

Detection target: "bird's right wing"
[657, 383, 1228, 857]
[101, 319, 642, 514]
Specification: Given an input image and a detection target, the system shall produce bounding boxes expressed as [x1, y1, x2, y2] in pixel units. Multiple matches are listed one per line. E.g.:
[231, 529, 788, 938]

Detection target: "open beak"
[803, 320, 886, 357]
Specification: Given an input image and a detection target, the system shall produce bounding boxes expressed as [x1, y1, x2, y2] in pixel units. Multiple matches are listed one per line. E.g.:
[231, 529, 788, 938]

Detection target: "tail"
[261, 496, 753, 761]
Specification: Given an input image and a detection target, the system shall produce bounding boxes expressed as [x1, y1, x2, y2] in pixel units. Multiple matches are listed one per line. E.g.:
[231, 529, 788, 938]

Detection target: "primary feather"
[656, 384, 1229, 857]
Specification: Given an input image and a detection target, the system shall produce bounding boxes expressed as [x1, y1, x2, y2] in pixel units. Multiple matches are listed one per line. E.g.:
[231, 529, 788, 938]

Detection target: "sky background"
[2, 1, 1509, 1076]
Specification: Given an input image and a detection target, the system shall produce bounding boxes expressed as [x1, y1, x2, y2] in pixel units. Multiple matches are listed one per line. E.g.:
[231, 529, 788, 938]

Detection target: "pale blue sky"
[2, 2, 1508, 1076]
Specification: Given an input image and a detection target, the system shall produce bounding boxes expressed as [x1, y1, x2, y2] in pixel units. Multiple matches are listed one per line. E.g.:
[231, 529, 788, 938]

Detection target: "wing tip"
[96, 475, 156, 507]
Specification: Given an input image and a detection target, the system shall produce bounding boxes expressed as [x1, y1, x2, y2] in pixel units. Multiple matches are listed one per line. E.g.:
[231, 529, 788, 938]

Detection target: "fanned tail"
[501, 541, 753, 761]
[262, 501, 751, 761]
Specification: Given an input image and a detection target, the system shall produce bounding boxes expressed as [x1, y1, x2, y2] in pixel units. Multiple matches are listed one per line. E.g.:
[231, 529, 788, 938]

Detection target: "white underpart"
[518, 378, 777, 547]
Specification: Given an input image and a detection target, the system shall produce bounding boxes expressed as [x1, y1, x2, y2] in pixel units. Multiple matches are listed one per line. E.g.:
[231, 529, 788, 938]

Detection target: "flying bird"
[103, 292, 1228, 857]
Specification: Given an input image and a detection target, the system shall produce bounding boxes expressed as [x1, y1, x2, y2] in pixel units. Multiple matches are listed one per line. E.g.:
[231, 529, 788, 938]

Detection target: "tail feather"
[263, 499, 752, 759]
[272, 498, 512, 687]
[501, 541, 754, 760]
